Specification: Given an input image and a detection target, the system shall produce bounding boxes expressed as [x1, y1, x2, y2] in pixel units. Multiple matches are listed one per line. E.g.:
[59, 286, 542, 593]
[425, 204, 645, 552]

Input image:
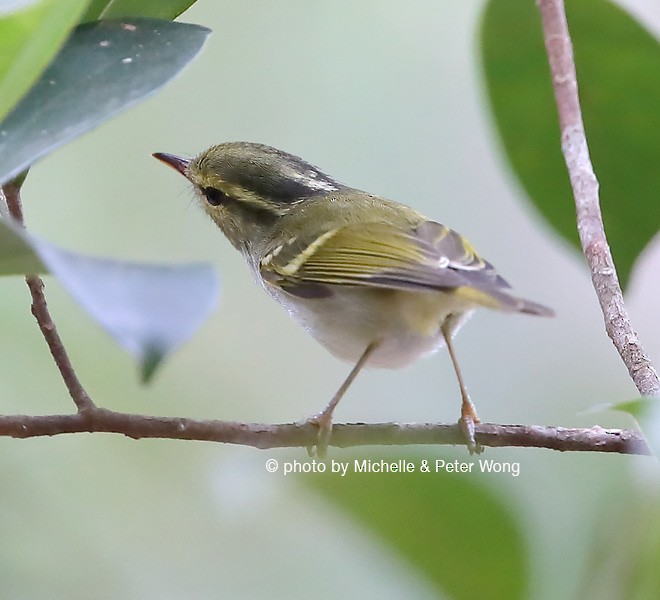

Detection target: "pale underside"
[265, 283, 475, 368]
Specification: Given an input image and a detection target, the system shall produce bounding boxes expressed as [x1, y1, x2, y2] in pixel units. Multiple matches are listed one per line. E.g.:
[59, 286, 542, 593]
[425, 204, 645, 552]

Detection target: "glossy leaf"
[481, 0, 660, 289]
[304, 453, 528, 599]
[0, 0, 89, 123]
[0, 18, 210, 185]
[81, 0, 198, 22]
[0, 217, 220, 382]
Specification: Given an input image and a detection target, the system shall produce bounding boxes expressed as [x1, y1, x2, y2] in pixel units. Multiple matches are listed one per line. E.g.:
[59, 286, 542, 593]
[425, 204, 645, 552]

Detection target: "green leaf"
[611, 398, 660, 457]
[0, 18, 210, 185]
[81, 0, 198, 22]
[480, 0, 660, 289]
[79, 0, 109, 22]
[0, 217, 220, 381]
[304, 453, 528, 599]
[0, 0, 90, 123]
[581, 484, 660, 599]
[0, 216, 46, 275]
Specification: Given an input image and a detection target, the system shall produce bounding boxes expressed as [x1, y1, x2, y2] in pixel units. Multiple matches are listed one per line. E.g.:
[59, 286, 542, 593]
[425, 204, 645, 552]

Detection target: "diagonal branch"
[2, 181, 96, 413]
[537, 0, 659, 397]
[0, 411, 650, 454]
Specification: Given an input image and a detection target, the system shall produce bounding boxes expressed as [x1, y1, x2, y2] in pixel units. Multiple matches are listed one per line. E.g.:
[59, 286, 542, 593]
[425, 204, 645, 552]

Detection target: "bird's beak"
[152, 152, 190, 177]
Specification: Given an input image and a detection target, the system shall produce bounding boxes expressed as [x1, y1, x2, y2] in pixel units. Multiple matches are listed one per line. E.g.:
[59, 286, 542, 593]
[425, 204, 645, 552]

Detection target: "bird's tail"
[493, 290, 555, 317]
[514, 297, 555, 317]
[456, 285, 554, 316]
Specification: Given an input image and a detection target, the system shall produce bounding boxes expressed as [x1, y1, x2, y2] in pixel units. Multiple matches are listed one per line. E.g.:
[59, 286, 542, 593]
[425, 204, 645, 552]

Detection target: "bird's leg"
[441, 321, 483, 455]
[304, 341, 379, 458]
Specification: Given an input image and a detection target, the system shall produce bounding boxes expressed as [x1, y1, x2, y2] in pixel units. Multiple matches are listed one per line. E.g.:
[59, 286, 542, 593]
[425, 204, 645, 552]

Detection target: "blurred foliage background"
[1, 0, 660, 598]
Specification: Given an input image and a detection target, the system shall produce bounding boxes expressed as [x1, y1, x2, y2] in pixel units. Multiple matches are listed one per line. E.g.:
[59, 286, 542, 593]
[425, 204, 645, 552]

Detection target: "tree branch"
[537, 0, 660, 397]
[0, 411, 649, 454]
[2, 181, 96, 413]
[1, 4, 655, 456]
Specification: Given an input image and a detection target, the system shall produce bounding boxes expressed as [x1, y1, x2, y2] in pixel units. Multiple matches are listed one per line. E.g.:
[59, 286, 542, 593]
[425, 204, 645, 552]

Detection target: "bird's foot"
[299, 411, 333, 458]
[460, 395, 483, 455]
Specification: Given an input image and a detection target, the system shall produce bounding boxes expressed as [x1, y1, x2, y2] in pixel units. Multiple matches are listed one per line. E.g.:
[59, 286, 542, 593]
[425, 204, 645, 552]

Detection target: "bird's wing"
[260, 220, 516, 305]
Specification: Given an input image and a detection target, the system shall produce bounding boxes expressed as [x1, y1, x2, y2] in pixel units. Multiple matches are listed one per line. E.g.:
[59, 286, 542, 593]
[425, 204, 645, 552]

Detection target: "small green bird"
[154, 142, 552, 455]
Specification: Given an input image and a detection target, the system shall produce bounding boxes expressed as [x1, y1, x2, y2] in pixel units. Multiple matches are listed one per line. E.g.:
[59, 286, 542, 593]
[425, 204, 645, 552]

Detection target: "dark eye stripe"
[203, 187, 227, 206]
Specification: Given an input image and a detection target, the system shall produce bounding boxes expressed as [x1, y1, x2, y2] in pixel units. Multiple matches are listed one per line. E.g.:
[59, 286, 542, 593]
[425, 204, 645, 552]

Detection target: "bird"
[153, 142, 553, 455]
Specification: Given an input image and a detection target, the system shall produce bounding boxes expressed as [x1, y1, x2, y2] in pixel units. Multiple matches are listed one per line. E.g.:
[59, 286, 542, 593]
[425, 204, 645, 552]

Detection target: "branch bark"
[0, 411, 650, 454]
[537, 0, 659, 397]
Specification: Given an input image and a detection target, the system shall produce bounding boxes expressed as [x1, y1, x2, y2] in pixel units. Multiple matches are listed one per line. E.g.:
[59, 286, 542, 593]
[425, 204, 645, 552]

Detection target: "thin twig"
[537, 0, 659, 397]
[2, 182, 96, 412]
[0, 411, 650, 454]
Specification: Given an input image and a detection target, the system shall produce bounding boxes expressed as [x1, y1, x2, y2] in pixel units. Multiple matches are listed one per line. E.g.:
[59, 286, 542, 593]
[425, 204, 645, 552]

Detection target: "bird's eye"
[202, 187, 227, 206]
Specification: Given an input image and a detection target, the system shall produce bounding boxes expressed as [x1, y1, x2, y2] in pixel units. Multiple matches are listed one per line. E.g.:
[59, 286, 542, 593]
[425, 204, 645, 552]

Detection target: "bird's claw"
[459, 413, 483, 455]
[460, 394, 483, 455]
[299, 412, 332, 458]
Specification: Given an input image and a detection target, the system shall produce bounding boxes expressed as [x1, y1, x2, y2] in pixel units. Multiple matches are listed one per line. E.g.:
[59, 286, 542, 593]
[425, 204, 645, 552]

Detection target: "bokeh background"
[2, 1, 660, 598]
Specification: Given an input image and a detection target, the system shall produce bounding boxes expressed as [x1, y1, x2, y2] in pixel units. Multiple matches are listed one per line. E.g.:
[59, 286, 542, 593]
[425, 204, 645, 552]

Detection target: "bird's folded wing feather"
[260, 220, 512, 297]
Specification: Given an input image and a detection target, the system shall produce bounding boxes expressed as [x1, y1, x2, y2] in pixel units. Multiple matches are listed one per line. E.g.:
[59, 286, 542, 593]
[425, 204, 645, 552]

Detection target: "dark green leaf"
[304, 453, 528, 599]
[0, 217, 220, 381]
[0, 18, 210, 185]
[0, 0, 89, 122]
[82, 0, 198, 22]
[481, 0, 660, 289]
